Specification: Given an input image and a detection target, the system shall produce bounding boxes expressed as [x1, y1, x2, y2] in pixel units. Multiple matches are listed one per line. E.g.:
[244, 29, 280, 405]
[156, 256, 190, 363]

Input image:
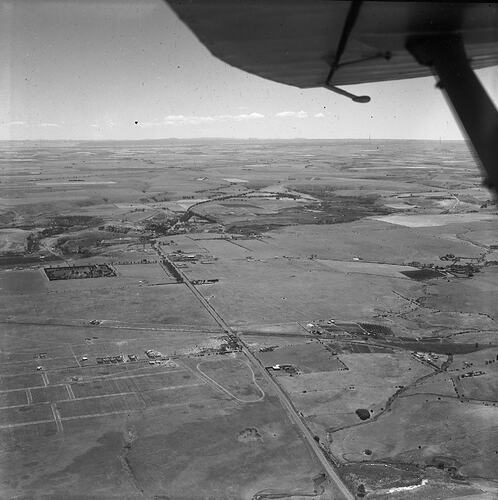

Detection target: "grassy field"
[331, 394, 498, 479]
[275, 351, 432, 436]
[1, 139, 496, 498]
[257, 341, 347, 372]
[196, 354, 265, 402]
[0, 279, 219, 327]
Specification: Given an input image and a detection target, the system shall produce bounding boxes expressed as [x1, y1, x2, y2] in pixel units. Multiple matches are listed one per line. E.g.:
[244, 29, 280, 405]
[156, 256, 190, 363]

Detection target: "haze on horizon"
[1, 0, 497, 142]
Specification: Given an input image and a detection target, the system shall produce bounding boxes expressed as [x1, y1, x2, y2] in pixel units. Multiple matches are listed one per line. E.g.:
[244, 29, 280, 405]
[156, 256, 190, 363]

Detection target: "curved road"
[196, 359, 265, 403]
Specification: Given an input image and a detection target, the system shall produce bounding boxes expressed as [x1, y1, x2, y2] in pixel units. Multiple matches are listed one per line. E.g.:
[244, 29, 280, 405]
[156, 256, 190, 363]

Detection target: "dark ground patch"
[355, 408, 371, 421]
[0, 255, 61, 267]
[226, 222, 285, 235]
[44, 264, 116, 281]
[220, 202, 262, 209]
[54, 230, 125, 257]
[292, 185, 392, 220]
[401, 269, 445, 280]
[238, 427, 262, 442]
[226, 190, 392, 235]
[325, 342, 394, 354]
[341, 462, 422, 493]
[41, 215, 104, 237]
[359, 323, 394, 336]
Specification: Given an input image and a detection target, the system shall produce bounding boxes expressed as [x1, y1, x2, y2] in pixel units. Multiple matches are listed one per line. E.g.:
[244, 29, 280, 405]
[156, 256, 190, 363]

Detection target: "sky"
[1, 0, 496, 141]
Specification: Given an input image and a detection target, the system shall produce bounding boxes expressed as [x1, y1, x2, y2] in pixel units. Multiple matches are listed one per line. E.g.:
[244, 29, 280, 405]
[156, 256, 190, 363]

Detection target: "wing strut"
[326, 0, 363, 84]
[326, 0, 371, 103]
[407, 35, 498, 195]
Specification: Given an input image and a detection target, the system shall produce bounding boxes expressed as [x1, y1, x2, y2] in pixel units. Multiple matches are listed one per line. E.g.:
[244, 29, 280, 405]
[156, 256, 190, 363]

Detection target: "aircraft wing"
[166, 1, 497, 88]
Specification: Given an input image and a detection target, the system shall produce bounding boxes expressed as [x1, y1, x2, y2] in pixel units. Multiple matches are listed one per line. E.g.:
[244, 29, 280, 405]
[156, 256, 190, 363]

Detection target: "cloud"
[139, 113, 265, 127]
[2, 121, 63, 128]
[275, 110, 308, 118]
[234, 113, 264, 120]
[159, 112, 265, 126]
[3, 121, 26, 126]
[275, 111, 324, 119]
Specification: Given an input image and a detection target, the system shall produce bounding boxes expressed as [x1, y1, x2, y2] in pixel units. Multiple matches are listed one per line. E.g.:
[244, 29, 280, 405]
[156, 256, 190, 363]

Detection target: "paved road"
[154, 245, 355, 500]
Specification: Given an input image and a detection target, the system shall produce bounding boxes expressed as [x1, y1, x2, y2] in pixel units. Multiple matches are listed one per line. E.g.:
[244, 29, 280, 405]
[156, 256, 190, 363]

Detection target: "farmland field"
[0, 139, 496, 499]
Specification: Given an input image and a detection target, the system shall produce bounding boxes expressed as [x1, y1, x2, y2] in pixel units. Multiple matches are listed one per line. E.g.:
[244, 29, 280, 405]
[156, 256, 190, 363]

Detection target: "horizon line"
[0, 137, 466, 143]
